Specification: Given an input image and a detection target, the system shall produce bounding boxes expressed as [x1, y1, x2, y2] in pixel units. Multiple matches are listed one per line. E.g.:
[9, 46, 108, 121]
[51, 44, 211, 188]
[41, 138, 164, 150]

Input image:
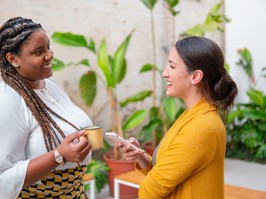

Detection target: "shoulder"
[0, 81, 25, 108]
[0, 81, 32, 133]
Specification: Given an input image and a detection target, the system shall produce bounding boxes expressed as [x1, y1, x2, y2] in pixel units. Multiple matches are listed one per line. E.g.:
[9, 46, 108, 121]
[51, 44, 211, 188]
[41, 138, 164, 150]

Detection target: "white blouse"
[0, 77, 93, 198]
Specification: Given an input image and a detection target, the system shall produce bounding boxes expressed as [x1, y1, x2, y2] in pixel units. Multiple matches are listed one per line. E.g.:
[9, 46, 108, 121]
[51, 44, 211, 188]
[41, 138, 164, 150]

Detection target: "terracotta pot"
[103, 151, 138, 199]
[142, 141, 155, 156]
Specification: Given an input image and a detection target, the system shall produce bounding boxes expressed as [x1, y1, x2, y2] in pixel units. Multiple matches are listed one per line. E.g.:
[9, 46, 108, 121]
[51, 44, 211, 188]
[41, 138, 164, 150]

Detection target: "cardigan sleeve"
[138, 119, 218, 198]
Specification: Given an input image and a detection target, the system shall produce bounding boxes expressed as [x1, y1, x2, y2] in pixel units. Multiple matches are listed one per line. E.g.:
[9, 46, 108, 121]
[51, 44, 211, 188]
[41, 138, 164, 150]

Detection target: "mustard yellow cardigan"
[136, 98, 225, 199]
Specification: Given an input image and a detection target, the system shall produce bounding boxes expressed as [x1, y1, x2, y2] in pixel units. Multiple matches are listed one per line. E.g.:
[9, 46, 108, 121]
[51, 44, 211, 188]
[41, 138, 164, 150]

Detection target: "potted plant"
[226, 48, 266, 163]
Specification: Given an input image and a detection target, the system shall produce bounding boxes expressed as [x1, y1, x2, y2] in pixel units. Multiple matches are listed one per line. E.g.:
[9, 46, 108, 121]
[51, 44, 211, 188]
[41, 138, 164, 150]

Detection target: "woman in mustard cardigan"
[118, 36, 238, 199]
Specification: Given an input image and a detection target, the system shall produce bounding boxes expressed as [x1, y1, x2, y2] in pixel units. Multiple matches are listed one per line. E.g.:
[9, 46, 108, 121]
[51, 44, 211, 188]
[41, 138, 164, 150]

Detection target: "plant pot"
[103, 151, 138, 199]
[142, 141, 155, 156]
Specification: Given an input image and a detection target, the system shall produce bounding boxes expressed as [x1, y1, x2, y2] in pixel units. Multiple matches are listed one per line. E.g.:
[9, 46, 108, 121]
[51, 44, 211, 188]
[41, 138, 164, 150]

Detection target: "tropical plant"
[85, 160, 110, 193]
[180, 1, 230, 37]
[51, 31, 152, 159]
[226, 48, 266, 162]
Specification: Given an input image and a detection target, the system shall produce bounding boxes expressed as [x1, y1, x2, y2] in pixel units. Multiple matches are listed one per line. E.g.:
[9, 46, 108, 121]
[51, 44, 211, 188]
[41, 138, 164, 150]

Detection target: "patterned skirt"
[17, 165, 87, 199]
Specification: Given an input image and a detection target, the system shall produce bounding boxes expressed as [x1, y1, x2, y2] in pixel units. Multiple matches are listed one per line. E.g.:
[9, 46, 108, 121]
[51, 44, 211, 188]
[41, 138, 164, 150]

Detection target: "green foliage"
[52, 32, 96, 52]
[181, 1, 230, 37]
[120, 90, 152, 107]
[52, 58, 66, 71]
[123, 110, 147, 131]
[236, 48, 254, 83]
[85, 160, 110, 193]
[226, 49, 266, 162]
[165, 0, 180, 16]
[52, 30, 151, 158]
[141, 0, 158, 10]
[52, 31, 134, 106]
[226, 88, 266, 161]
[79, 71, 97, 106]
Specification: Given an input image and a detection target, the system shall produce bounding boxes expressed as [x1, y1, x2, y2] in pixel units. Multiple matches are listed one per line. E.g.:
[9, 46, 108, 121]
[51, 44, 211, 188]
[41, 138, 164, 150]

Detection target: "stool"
[114, 170, 145, 199]
[83, 173, 96, 199]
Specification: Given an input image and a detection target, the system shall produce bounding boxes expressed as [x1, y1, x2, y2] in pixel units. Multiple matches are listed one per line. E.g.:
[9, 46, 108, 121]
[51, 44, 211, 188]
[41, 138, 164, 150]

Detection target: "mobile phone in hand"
[105, 132, 140, 151]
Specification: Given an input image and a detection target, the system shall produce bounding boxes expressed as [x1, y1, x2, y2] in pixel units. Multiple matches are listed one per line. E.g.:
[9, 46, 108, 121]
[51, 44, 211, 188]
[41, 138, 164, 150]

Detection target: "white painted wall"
[225, 0, 266, 102]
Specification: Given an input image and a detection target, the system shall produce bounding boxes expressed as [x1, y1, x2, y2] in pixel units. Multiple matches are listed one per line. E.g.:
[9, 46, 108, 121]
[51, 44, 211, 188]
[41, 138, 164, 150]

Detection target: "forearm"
[23, 150, 59, 188]
[136, 153, 150, 169]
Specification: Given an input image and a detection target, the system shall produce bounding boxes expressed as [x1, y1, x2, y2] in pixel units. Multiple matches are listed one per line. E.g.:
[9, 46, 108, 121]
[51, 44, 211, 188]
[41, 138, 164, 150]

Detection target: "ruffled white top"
[0, 77, 92, 198]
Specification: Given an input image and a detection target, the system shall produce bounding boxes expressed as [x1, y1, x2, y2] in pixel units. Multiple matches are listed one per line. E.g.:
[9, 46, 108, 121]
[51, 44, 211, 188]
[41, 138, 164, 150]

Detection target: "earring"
[191, 82, 194, 85]
[12, 62, 20, 68]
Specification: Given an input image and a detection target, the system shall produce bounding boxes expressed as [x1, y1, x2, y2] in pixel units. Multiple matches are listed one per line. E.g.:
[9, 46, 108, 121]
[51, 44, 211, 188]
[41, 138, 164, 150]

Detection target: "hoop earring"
[12, 62, 20, 68]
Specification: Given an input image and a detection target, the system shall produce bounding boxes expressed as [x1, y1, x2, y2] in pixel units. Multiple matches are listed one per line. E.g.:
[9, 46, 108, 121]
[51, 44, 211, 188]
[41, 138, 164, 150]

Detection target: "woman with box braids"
[0, 17, 93, 199]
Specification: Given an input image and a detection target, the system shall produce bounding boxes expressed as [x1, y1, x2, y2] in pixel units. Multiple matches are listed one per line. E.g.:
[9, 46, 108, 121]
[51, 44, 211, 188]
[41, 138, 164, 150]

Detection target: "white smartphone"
[105, 132, 140, 151]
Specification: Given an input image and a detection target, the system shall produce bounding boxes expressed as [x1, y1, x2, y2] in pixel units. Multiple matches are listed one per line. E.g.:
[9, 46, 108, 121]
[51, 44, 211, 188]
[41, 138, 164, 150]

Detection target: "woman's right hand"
[117, 137, 145, 161]
[57, 130, 91, 163]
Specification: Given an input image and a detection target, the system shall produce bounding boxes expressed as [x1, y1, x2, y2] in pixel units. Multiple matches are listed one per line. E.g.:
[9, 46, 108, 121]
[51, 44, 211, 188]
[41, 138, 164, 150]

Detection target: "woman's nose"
[162, 67, 168, 78]
[45, 49, 54, 60]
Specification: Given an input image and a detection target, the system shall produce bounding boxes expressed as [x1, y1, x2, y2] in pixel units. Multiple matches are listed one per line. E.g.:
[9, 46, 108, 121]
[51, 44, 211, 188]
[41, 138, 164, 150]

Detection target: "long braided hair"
[0, 17, 79, 151]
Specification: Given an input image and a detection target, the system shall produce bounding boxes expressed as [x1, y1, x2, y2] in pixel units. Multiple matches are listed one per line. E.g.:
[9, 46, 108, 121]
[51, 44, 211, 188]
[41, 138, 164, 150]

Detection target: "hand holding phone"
[105, 132, 140, 151]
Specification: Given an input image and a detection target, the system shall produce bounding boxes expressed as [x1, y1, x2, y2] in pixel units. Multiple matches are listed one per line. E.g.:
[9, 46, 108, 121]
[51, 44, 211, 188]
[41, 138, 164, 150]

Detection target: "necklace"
[38, 88, 59, 104]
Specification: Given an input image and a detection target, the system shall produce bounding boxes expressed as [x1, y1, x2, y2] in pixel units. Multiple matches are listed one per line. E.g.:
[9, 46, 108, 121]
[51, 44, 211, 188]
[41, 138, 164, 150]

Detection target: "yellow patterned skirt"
[17, 165, 87, 199]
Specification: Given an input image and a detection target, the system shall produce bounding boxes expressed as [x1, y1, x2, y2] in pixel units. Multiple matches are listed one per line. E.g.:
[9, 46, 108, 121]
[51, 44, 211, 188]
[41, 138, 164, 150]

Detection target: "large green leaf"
[120, 90, 152, 107]
[140, 64, 153, 73]
[97, 40, 113, 87]
[163, 97, 178, 123]
[79, 71, 97, 106]
[227, 109, 244, 124]
[122, 110, 146, 131]
[52, 32, 88, 48]
[112, 32, 133, 84]
[52, 57, 66, 71]
[247, 88, 266, 109]
[113, 58, 127, 84]
[243, 110, 266, 121]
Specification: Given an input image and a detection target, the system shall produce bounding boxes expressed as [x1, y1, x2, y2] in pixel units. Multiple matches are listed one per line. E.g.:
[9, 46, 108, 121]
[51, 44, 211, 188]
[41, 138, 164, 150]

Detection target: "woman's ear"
[191, 70, 203, 85]
[6, 52, 19, 67]
[6, 52, 16, 64]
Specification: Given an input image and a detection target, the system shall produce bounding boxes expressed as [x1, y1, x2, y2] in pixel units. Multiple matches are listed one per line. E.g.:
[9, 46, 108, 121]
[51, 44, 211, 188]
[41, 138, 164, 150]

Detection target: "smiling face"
[9, 29, 53, 89]
[162, 47, 194, 100]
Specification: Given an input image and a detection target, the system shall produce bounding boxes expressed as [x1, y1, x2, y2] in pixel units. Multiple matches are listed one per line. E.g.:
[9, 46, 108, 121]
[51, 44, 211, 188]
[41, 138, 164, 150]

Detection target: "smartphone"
[105, 132, 140, 151]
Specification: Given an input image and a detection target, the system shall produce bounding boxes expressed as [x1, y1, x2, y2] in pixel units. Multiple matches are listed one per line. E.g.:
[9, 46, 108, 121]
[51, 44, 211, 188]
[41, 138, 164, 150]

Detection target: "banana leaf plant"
[51, 31, 152, 159]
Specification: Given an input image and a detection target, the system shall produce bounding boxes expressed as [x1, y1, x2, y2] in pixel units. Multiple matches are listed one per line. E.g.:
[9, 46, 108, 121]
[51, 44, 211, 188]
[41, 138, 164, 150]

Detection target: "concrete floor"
[88, 158, 266, 198]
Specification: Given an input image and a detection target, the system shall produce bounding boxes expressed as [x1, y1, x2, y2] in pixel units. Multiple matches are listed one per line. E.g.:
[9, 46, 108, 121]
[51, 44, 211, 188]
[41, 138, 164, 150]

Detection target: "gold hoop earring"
[12, 62, 20, 68]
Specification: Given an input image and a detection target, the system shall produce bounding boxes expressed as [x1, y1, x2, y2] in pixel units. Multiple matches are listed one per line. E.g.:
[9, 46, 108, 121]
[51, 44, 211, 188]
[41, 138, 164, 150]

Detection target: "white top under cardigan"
[0, 77, 93, 198]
